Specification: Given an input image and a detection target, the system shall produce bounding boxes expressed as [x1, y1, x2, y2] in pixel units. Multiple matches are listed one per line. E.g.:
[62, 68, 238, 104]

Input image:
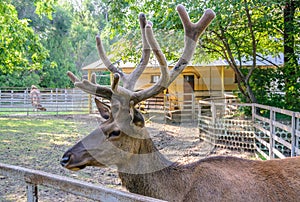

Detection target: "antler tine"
[126, 13, 151, 90]
[67, 71, 112, 100]
[67, 71, 81, 83]
[131, 20, 170, 104]
[96, 35, 125, 78]
[145, 21, 169, 84]
[177, 5, 215, 41]
[168, 5, 215, 85]
[131, 5, 215, 104]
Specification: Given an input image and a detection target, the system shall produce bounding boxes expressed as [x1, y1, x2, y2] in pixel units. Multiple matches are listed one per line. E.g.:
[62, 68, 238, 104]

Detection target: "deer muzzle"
[60, 152, 87, 171]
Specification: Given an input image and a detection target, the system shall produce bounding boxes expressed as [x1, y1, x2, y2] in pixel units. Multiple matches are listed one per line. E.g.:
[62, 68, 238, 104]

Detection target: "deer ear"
[132, 108, 145, 128]
[129, 101, 145, 128]
[95, 98, 111, 120]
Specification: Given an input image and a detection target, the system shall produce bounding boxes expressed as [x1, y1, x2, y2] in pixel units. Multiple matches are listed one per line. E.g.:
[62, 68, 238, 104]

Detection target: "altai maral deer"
[30, 85, 46, 111]
[61, 5, 300, 202]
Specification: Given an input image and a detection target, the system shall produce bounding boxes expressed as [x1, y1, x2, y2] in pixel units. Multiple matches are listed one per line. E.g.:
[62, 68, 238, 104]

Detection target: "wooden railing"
[0, 87, 89, 115]
[198, 100, 300, 159]
[0, 163, 166, 202]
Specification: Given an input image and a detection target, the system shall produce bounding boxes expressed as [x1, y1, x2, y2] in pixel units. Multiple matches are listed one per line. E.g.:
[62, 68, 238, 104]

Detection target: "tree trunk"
[283, 1, 299, 109]
[283, 1, 296, 65]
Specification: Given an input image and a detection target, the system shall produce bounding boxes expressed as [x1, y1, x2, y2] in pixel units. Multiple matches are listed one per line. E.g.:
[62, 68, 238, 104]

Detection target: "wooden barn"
[82, 55, 283, 120]
[81, 59, 238, 119]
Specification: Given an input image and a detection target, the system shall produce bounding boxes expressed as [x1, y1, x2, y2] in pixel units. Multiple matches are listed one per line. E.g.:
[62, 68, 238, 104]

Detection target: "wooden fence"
[0, 163, 166, 202]
[164, 92, 199, 122]
[198, 99, 300, 159]
[0, 87, 89, 115]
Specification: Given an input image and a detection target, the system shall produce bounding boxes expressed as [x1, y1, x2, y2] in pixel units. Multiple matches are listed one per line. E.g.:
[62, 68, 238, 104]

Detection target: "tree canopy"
[100, 0, 299, 110]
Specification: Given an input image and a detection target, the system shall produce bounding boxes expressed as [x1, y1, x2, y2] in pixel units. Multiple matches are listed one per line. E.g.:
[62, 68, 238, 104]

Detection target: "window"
[151, 75, 160, 83]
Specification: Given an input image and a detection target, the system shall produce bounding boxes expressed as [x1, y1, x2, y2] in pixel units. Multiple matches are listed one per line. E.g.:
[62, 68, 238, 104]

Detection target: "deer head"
[61, 5, 215, 174]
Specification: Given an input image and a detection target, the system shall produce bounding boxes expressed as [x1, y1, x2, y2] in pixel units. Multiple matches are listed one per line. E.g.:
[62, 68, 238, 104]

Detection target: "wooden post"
[11, 90, 13, 107]
[291, 112, 296, 157]
[269, 108, 275, 159]
[26, 183, 38, 202]
[88, 70, 92, 114]
[211, 101, 216, 145]
[296, 115, 299, 155]
[64, 89, 68, 112]
[56, 88, 58, 116]
[252, 103, 255, 123]
[25, 88, 29, 116]
[221, 66, 224, 97]
[192, 93, 195, 122]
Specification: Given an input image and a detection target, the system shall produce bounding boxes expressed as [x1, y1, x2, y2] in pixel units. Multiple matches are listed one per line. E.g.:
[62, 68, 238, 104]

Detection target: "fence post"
[269, 108, 275, 159]
[192, 93, 195, 122]
[252, 103, 255, 123]
[56, 88, 58, 116]
[26, 183, 38, 202]
[25, 88, 29, 116]
[291, 112, 296, 157]
[64, 89, 68, 112]
[211, 101, 216, 145]
[295, 116, 300, 156]
[11, 90, 13, 107]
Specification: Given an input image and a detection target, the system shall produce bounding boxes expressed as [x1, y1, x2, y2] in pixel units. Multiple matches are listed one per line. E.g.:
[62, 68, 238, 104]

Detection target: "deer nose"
[60, 154, 71, 167]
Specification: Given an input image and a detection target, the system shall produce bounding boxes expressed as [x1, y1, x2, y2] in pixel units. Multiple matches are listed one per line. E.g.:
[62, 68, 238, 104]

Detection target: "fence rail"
[0, 163, 166, 202]
[0, 87, 89, 115]
[198, 100, 300, 159]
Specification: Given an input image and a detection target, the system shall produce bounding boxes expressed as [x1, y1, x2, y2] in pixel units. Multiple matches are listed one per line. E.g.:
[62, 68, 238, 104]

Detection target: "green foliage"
[0, 1, 49, 73]
[90, 0, 300, 111]
[34, 0, 57, 20]
[96, 71, 110, 85]
[248, 68, 285, 108]
[0, 71, 41, 87]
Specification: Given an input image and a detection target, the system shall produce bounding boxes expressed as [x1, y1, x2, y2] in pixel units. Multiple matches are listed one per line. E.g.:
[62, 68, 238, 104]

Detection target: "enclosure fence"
[0, 87, 89, 115]
[0, 163, 166, 202]
[198, 99, 300, 160]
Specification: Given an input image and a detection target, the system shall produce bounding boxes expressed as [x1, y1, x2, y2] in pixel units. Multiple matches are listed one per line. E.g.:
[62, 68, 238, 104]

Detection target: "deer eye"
[108, 130, 121, 139]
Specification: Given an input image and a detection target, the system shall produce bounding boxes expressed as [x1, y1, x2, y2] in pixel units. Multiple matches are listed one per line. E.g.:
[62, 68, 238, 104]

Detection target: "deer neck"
[116, 128, 185, 199]
[118, 162, 185, 200]
[116, 128, 173, 174]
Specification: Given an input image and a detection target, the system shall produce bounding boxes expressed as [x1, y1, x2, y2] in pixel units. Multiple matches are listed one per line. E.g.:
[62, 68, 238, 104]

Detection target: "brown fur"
[119, 156, 300, 201]
[30, 87, 46, 111]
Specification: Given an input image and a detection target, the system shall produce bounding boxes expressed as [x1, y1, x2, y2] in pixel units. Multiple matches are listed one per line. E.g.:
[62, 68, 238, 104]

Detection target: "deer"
[30, 85, 46, 111]
[60, 5, 300, 202]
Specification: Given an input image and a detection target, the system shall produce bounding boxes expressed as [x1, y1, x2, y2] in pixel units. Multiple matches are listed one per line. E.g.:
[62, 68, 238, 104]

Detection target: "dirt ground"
[0, 113, 255, 202]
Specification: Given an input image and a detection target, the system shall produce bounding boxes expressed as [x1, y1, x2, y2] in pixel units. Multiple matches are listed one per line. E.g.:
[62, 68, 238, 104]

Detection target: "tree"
[281, 0, 300, 110]
[0, 1, 50, 74]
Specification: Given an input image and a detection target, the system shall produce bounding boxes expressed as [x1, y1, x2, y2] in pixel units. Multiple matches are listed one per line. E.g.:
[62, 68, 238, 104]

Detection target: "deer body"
[119, 156, 300, 201]
[61, 5, 300, 202]
[30, 85, 46, 111]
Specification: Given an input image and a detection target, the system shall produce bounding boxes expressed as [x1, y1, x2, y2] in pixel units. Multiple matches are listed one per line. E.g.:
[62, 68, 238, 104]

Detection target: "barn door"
[183, 75, 194, 100]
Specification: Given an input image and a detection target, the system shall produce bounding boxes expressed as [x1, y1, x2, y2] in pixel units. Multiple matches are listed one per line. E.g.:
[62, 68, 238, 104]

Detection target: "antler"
[68, 5, 215, 105]
[95, 13, 151, 91]
[132, 5, 215, 103]
[67, 71, 112, 100]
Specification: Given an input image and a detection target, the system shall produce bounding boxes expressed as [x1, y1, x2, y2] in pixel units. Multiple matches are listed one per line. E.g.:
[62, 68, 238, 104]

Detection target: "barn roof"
[82, 53, 289, 71]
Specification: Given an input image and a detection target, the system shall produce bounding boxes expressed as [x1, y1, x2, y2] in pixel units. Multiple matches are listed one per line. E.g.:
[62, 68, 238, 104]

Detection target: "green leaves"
[0, 1, 49, 74]
[34, 0, 57, 20]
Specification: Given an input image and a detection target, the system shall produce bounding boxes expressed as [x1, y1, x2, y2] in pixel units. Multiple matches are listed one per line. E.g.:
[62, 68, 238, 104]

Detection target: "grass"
[0, 110, 88, 116]
[0, 117, 83, 167]
[0, 115, 120, 202]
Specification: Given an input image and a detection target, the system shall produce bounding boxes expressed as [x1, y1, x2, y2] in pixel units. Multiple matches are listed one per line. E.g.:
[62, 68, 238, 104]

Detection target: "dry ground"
[0, 113, 255, 201]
